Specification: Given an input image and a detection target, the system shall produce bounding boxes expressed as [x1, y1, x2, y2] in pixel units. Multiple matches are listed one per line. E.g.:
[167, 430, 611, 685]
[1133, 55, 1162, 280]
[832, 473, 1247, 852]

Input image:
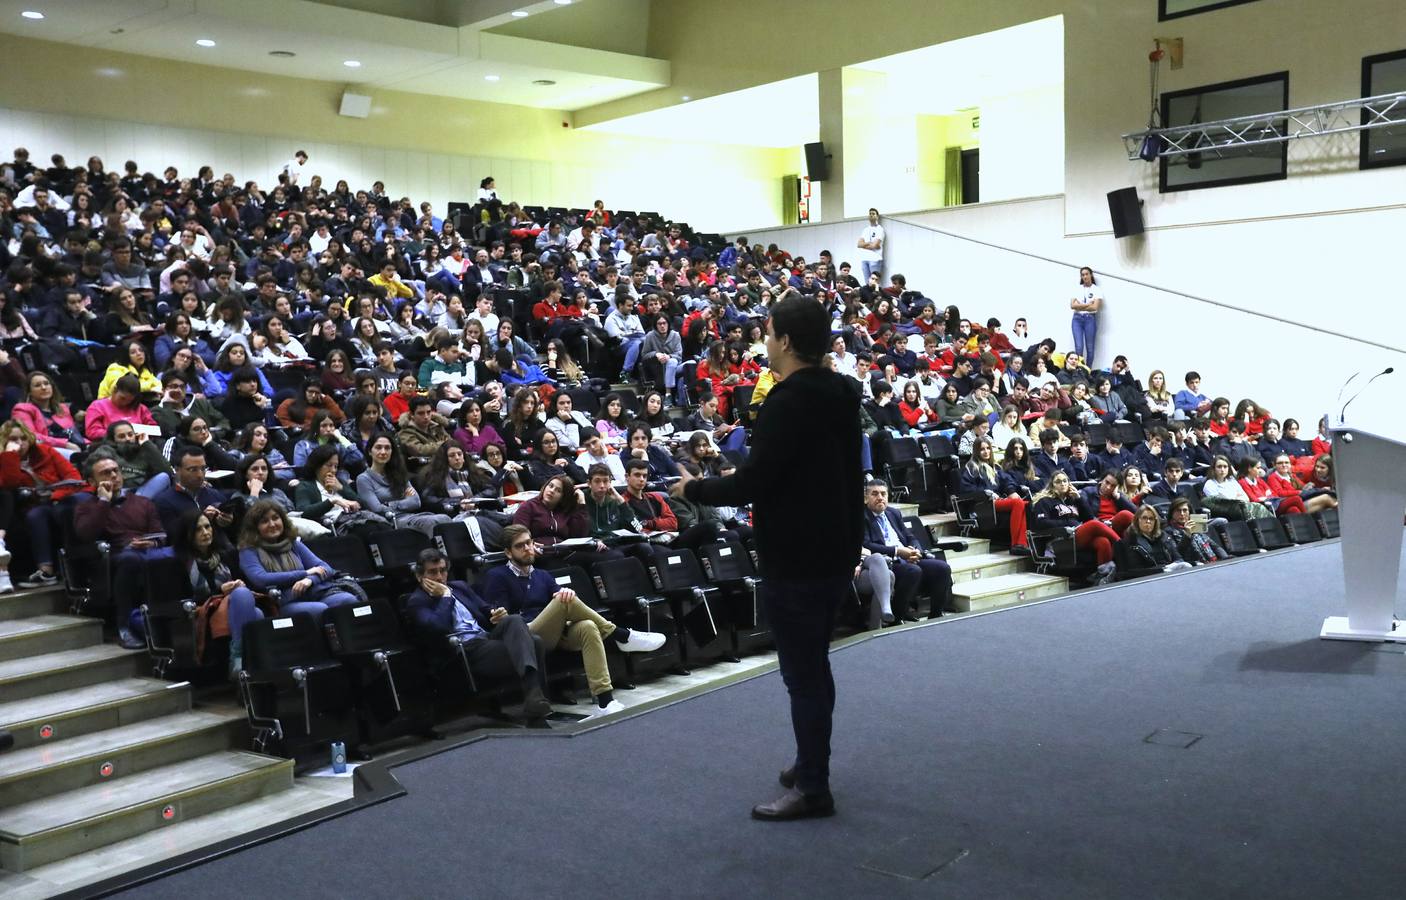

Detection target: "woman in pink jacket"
[11, 371, 82, 454]
[83, 374, 157, 441]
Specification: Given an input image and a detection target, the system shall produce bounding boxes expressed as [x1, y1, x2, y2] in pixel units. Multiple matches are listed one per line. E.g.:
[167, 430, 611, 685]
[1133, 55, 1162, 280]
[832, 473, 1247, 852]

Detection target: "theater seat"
[238, 613, 355, 757]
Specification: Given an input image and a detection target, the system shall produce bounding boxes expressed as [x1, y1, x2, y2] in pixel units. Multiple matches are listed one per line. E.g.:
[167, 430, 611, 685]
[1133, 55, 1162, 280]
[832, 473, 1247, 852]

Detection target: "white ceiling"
[582, 16, 1064, 148]
[0, 0, 669, 110]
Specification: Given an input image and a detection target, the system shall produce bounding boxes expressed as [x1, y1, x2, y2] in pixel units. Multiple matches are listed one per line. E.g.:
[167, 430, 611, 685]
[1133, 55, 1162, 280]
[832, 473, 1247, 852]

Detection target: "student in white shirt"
[856, 207, 885, 283]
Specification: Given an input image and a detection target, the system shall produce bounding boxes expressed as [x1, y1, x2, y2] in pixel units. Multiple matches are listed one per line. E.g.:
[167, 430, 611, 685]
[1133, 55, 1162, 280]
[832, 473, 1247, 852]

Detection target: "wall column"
[817, 67, 845, 222]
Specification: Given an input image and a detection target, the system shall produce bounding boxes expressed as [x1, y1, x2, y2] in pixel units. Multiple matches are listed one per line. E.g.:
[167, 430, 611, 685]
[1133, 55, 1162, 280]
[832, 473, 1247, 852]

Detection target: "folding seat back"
[699, 538, 757, 583]
[594, 557, 668, 626]
[1314, 507, 1340, 538]
[1087, 422, 1110, 450]
[432, 521, 484, 576]
[1280, 512, 1323, 544]
[304, 534, 386, 597]
[368, 529, 432, 576]
[1215, 520, 1260, 556]
[141, 554, 209, 677]
[649, 549, 722, 649]
[239, 612, 353, 754]
[544, 564, 604, 610]
[1116, 422, 1146, 446]
[1247, 516, 1293, 551]
[566, 387, 600, 417]
[324, 601, 431, 727]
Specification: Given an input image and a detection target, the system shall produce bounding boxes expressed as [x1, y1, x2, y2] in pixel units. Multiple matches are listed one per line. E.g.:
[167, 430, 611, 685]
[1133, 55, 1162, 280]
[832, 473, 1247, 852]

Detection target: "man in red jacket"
[74, 455, 174, 649]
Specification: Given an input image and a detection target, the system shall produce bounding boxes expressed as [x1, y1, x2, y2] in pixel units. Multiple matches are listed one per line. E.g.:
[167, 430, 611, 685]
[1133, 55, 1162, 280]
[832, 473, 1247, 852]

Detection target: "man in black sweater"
[673, 295, 862, 821]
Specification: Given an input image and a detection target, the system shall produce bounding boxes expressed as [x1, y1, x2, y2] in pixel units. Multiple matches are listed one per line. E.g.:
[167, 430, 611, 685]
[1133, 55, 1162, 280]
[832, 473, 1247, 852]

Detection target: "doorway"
[960, 149, 980, 204]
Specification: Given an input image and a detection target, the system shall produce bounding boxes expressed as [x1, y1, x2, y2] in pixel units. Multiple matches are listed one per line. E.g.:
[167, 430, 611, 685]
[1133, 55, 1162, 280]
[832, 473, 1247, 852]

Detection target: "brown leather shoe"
[751, 788, 835, 821]
[779, 765, 796, 789]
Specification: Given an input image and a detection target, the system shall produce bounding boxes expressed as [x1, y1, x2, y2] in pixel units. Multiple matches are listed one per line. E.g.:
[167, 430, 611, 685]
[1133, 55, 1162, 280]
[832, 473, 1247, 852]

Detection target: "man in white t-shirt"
[280, 150, 308, 187]
[856, 207, 884, 282]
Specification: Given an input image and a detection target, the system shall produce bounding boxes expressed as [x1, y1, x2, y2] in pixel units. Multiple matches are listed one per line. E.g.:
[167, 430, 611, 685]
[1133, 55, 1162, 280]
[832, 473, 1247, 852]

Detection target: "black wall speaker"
[804, 142, 829, 182]
[1107, 187, 1144, 238]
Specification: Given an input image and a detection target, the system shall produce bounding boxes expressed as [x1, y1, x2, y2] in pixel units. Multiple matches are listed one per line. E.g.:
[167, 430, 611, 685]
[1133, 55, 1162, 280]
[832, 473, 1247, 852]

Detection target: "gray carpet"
[120, 541, 1406, 899]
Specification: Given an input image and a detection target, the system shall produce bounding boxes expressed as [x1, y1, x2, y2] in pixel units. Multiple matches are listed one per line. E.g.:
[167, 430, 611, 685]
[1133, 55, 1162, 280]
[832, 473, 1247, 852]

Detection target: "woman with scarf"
[237, 499, 361, 623]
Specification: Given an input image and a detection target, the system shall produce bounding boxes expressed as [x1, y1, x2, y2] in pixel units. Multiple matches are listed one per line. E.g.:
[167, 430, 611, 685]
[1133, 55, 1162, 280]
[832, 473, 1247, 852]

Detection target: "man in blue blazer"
[861, 480, 953, 620]
[403, 547, 552, 724]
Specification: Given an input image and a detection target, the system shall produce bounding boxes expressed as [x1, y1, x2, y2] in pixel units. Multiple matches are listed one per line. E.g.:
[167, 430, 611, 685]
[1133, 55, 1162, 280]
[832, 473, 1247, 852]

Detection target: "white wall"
[735, 202, 1406, 426]
[0, 104, 785, 232]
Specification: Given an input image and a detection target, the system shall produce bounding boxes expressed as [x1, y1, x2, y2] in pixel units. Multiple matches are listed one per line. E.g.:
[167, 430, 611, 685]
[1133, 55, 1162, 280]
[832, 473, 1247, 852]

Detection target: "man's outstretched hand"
[669, 467, 694, 498]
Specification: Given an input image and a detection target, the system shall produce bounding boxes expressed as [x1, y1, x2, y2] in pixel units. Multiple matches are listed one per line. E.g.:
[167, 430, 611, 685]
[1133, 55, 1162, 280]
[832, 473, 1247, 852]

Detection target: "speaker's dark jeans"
[763, 574, 847, 796]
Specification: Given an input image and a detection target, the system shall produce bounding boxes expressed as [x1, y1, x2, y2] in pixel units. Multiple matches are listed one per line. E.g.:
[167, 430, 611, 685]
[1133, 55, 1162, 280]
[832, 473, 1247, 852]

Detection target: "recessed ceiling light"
[554, 0, 571, 5]
[21, 10, 44, 19]
[511, 10, 529, 16]
[682, 95, 691, 101]
[343, 60, 361, 68]
[195, 38, 216, 47]
[269, 50, 296, 57]
[533, 79, 556, 86]
[484, 74, 500, 82]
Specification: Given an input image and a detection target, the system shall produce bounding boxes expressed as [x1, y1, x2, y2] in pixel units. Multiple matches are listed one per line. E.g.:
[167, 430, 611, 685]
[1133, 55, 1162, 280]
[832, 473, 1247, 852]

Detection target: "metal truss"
[1123, 90, 1406, 160]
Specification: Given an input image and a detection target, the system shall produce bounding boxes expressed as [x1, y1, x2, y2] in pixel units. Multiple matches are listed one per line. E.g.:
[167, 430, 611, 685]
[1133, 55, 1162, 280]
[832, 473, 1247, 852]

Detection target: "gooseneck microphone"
[1339, 366, 1395, 423]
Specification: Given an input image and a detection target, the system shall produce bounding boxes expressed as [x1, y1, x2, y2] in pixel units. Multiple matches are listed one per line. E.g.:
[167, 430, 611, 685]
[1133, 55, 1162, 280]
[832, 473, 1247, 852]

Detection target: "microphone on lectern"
[1339, 367, 1395, 423]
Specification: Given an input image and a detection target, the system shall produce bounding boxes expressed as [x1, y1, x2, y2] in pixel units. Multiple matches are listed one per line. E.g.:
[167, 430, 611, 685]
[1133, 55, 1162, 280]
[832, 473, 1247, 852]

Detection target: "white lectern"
[1319, 418, 1406, 643]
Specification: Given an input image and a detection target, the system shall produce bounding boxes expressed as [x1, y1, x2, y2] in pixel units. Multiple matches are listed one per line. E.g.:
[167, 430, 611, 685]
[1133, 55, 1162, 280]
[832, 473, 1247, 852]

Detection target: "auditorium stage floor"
[119, 540, 1406, 900]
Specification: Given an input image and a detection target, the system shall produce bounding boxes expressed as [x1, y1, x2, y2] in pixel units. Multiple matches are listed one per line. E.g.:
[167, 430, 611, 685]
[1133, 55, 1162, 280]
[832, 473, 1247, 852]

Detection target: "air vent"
[533, 79, 556, 86]
[269, 50, 296, 57]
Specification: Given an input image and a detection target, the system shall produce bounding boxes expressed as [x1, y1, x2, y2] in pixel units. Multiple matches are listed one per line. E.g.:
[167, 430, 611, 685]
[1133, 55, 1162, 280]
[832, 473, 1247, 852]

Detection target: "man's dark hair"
[160, 370, 186, 387]
[435, 334, 457, 352]
[1185, 371, 1200, 383]
[414, 547, 447, 574]
[173, 445, 206, 469]
[768, 294, 829, 365]
[409, 396, 434, 414]
[1038, 428, 1061, 446]
[624, 458, 650, 475]
[587, 463, 613, 480]
[113, 373, 142, 396]
[493, 348, 515, 370]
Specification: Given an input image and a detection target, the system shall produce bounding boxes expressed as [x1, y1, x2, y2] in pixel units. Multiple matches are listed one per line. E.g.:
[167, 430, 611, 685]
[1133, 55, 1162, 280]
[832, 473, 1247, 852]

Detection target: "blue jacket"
[479, 564, 560, 621]
[618, 443, 679, 479]
[1032, 451, 1073, 482]
[404, 579, 492, 636]
[153, 483, 228, 534]
[237, 541, 331, 592]
[861, 506, 919, 557]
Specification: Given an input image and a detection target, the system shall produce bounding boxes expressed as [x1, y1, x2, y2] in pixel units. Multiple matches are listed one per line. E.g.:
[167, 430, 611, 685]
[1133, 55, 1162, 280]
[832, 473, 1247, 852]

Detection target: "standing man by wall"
[856, 207, 885, 283]
[672, 295, 863, 821]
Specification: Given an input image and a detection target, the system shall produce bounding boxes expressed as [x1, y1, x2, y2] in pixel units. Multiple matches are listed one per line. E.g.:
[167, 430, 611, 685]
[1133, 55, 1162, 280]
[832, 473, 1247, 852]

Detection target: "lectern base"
[1320, 616, 1406, 643]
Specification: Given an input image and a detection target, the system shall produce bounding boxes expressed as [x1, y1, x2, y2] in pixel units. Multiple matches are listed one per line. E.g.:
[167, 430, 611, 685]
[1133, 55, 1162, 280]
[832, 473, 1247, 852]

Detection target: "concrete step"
[951, 573, 1069, 613]
[0, 751, 294, 872]
[0, 679, 192, 751]
[920, 511, 961, 537]
[0, 709, 246, 808]
[893, 502, 921, 518]
[939, 537, 992, 559]
[947, 552, 1028, 584]
[0, 615, 102, 662]
[0, 645, 147, 702]
[16, 780, 352, 898]
[0, 588, 66, 622]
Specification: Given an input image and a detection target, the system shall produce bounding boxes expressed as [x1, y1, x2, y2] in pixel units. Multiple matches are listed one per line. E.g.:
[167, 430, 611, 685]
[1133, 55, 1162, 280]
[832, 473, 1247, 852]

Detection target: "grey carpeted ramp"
[120, 541, 1406, 899]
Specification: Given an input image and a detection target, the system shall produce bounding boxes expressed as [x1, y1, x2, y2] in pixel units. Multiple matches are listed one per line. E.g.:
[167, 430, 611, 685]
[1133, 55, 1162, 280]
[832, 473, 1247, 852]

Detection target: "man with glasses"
[152, 445, 233, 535]
[404, 547, 553, 725]
[481, 525, 665, 716]
[74, 456, 172, 649]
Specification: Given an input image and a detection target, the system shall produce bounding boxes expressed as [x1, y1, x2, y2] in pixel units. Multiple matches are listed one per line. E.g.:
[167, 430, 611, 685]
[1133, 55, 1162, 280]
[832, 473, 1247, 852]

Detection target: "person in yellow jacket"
[97, 339, 162, 399]
[367, 261, 415, 301]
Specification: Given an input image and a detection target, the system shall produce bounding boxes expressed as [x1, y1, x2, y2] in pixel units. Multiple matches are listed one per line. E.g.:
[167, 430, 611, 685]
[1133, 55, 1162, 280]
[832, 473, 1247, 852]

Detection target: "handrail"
[882, 214, 1405, 355]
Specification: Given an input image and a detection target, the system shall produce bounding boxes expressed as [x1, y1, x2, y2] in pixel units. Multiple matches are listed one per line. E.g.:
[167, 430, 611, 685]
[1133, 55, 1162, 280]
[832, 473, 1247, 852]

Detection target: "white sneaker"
[0, 538, 10, 566]
[616, 629, 666, 653]
[17, 570, 58, 589]
[0, 570, 13, 594]
[589, 699, 626, 717]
